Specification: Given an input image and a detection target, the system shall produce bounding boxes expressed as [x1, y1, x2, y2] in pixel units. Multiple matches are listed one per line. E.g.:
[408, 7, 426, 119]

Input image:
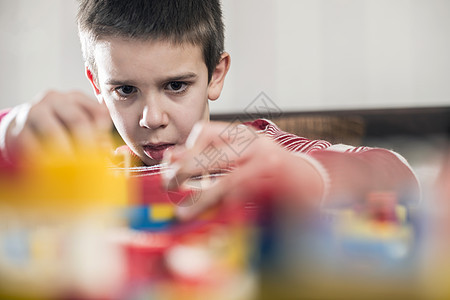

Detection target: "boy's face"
[89, 38, 227, 165]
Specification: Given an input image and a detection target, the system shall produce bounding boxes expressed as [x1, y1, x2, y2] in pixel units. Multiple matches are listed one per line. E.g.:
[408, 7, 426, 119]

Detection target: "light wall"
[217, 0, 450, 113]
[0, 0, 91, 108]
[1, 0, 449, 113]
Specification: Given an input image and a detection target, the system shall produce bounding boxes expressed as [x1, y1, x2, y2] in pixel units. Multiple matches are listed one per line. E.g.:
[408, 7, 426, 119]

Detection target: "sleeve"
[246, 119, 420, 206]
[244, 118, 333, 153]
[0, 108, 12, 160]
[0, 109, 10, 122]
[0, 104, 34, 161]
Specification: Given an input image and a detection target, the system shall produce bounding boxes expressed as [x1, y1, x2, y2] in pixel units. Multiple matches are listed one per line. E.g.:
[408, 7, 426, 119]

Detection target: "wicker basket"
[270, 115, 366, 146]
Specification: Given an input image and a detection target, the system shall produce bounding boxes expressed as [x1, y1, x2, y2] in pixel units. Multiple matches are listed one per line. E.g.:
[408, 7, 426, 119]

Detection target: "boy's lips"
[143, 143, 175, 161]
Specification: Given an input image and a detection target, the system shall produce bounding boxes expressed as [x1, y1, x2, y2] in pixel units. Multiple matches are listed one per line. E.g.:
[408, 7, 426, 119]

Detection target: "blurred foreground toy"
[0, 147, 259, 300]
[257, 190, 422, 300]
[118, 171, 258, 300]
[1, 146, 438, 300]
[0, 149, 128, 299]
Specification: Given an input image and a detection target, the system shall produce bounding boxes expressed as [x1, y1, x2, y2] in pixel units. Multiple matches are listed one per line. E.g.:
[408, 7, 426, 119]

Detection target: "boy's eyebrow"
[160, 72, 198, 82]
[104, 72, 198, 86]
[104, 78, 138, 86]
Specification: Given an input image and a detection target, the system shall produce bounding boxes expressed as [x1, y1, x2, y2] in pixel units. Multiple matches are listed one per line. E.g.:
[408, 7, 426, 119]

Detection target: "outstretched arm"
[163, 121, 420, 220]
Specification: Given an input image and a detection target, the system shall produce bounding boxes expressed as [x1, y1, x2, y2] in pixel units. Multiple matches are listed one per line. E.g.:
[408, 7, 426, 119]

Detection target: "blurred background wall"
[0, 0, 449, 113]
[0, 0, 87, 108]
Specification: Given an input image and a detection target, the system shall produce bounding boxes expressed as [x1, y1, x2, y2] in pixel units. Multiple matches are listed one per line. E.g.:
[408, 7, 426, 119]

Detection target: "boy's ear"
[85, 67, 104, 103]
[208, 52, 231, 101]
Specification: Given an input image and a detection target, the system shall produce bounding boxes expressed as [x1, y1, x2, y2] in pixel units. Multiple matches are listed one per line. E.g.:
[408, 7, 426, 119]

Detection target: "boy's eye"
[115, 85, 137, 97]
[165, 81, 188, 93]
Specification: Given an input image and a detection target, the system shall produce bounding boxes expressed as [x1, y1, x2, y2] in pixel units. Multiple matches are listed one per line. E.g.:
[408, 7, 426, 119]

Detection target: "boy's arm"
[246, 118, 420, 205]
[163, 121, 420, 220]
[0, 91, 112, 162]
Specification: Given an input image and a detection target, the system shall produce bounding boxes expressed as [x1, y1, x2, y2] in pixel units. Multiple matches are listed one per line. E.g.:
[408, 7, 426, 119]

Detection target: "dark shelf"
[211, 106, 450, 138]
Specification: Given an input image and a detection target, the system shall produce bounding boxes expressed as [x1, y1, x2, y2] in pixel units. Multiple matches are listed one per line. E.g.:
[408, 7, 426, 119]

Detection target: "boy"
[0, 0, 418, 218]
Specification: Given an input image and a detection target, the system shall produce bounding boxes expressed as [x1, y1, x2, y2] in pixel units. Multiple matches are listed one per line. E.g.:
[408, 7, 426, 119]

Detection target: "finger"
[186, 121, 258, 166]
[164, 141, 236, 190]
[72, 95, 113, 151]
[71, 92, 112, 132]
[14, 128, 46, 161]
[28, 107, 73, 155]
[185, 121, 246, 152]
[164, 122, 258, 189]
[52, 101, 97, 147]
[174, 155, 261, 221]
[51, 92, 113, 151]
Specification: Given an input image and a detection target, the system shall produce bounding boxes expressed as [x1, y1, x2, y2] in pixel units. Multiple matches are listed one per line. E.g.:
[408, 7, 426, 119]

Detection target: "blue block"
[128, 206, 174, 231]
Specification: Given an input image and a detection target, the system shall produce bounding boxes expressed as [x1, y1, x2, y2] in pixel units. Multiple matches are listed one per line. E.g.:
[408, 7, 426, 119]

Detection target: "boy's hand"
[0, 90, 112, 160]
[163, 121, 325, 221]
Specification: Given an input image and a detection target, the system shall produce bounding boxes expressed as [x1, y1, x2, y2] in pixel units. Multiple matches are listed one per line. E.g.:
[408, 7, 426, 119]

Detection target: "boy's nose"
[139, 102, 169, 130]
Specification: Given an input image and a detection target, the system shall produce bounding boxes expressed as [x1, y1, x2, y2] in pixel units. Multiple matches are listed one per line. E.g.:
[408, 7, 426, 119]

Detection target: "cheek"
[103, 101, 122, 129]
[104, 101, 139, 142]
[174, 99, 208, 139]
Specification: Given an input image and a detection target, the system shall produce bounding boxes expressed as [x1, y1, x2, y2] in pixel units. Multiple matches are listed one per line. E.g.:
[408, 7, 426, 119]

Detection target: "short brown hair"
[77, 0, 224, 82]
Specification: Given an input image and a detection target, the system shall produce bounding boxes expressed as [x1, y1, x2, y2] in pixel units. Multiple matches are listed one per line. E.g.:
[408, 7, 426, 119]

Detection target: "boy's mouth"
[143, 143, 175, 161]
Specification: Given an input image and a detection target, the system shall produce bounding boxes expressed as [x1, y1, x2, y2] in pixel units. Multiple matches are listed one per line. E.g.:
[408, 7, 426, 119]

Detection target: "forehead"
[93, 37, 206, 81]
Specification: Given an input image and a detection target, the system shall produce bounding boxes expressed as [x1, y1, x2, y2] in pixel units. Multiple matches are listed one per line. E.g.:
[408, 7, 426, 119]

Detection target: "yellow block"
[150, 203, 175, 221]
[396, 205, 407, 223]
